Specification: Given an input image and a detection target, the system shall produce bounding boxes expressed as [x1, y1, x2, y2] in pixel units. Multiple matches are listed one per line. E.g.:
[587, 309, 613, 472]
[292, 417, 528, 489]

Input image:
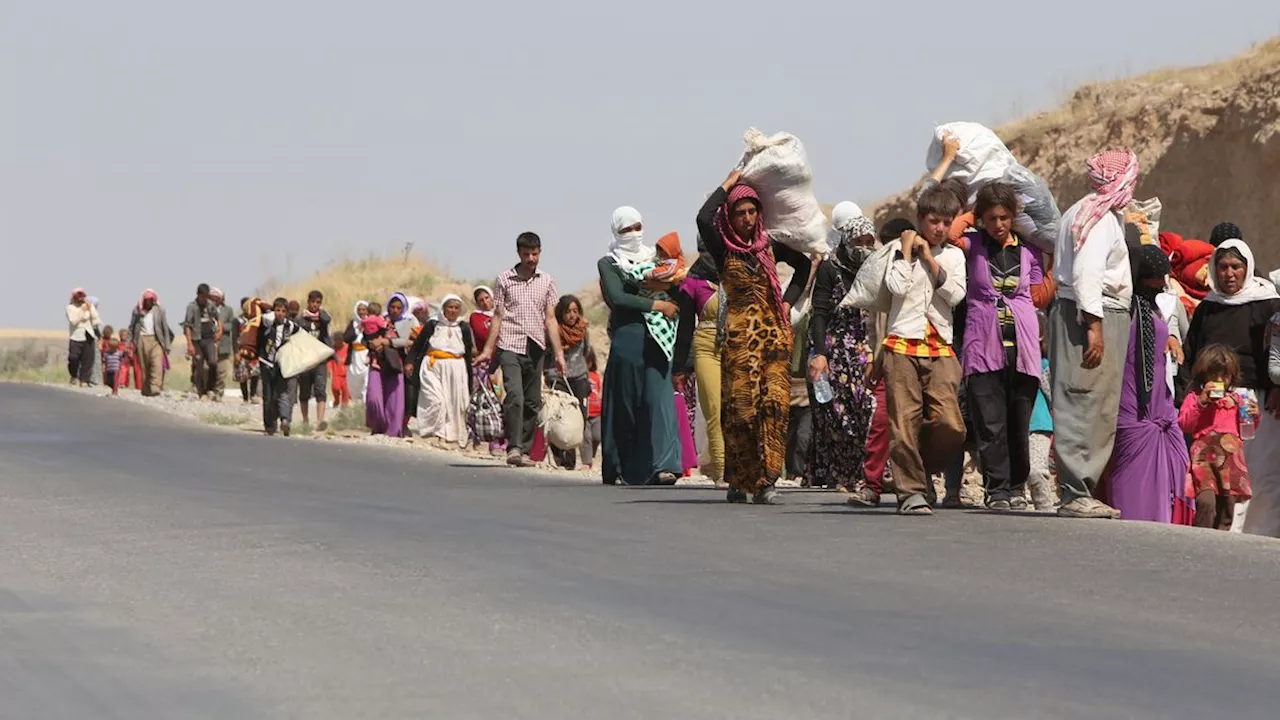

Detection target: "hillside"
[871, 38, 1280, 269]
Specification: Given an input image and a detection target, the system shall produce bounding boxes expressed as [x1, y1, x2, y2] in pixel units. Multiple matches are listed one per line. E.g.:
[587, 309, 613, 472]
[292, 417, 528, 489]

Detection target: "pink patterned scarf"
[1071, 149, 1140, 251]
[715, 184, 784, 315]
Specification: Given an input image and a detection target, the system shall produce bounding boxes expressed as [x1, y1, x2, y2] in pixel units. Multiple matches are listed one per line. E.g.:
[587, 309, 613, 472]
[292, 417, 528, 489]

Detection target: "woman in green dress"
[597, 206, 683, 485]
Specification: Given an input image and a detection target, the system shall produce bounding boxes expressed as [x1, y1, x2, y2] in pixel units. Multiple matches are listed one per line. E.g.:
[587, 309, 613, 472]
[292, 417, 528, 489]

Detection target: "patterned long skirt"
[720, 253, 791, 494]
[810, 277, 874, 490]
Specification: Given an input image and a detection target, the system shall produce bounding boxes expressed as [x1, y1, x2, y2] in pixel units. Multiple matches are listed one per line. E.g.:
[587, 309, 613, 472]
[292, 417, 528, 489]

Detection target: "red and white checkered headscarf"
[1071, 149, 1140, 251]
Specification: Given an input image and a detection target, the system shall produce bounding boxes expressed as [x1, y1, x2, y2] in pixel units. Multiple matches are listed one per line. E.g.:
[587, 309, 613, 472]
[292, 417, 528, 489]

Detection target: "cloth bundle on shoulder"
[1124, 198, 1162, 246]
[927, 122, 1060, 254]
[738, 128, 828, 255]
[277, 332, 334, 379]
[838, 240, 900, 313]
[539, 379, 585, 451]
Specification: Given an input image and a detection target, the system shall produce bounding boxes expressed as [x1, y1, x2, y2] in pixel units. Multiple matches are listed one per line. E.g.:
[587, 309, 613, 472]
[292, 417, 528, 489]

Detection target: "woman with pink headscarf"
[694, 169, 812, 504]
[1049, 149, 1142, 519]
[129, 289, 175, 396]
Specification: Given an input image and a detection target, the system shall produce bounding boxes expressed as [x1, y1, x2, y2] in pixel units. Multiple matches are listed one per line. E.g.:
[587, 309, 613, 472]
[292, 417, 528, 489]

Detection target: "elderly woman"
[342, 301, 372, 404]
[957, 183, 1048, 511]
[1182, 239, 1280, 535]
[807, 203, 878, 502]
[1109, 245, 1190, 523]
[696, 170, 813, 504]
[596, 206, 683, 485]
[65, 288, 102, 386]
[411, 295, 474, 448]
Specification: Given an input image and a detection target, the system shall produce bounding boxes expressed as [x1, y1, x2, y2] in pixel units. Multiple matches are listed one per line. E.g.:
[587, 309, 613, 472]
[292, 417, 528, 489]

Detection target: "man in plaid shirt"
[476, 232, 568, 467]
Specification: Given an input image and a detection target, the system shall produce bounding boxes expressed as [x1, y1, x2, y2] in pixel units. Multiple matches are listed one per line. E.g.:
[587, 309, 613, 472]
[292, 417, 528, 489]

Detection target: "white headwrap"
[1204, 239, 1280, 306]
[435, 294, 464, 327]
[609, 206, 654, 272]
[472, 286, 495, 318]
[351, 300, 369, 342]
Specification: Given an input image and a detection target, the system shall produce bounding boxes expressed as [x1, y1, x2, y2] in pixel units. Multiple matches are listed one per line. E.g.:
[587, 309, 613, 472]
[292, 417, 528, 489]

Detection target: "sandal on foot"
[898, 493, 934, 516]
[726, 488, 748, 504]
[753, 487, 783, 505]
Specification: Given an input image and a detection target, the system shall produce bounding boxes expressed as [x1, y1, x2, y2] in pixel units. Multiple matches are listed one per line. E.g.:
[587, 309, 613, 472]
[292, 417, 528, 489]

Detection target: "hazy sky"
[4, 2, 1277, 329]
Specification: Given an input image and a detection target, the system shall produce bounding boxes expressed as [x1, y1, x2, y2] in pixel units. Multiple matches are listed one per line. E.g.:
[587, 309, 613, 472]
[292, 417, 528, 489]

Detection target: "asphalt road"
[1, 383, 1278, 719]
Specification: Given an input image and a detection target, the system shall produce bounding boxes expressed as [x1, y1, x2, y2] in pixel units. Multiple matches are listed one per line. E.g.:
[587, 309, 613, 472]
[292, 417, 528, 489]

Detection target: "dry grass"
[260, 253, 483, 326]
[0, 329, 64, 340]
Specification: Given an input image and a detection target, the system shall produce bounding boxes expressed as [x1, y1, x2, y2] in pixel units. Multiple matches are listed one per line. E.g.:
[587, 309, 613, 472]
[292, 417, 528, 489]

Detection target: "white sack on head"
[738, 128, 828, 255]
[926, 122, 1016, 204]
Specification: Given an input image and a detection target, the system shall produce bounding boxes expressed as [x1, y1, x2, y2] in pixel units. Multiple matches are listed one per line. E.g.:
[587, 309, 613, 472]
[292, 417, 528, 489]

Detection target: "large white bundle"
[539, 380, 585, 451]
[738, 128, 828, 255]
[838, 240, 899, 313]
[277, 332, 334, 379]
[925, 122, 1016, 205]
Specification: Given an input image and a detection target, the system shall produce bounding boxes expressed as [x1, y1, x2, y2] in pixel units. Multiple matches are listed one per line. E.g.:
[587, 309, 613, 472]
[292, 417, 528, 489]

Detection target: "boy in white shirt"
[882, 186, 968, 515]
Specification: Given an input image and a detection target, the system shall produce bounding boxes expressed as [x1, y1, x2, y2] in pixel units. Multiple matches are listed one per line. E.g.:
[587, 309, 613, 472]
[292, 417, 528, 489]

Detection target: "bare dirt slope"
[871, 38, 1280, 268]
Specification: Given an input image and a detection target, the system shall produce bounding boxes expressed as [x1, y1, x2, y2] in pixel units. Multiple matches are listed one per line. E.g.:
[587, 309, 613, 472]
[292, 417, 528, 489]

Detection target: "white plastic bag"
[539, 379, 585, 451]
[277, 332, 334, 379]
[739, 128, 828, 255]
[1002, 163, 1061, 255]
[926, 122, 1016, 205]
[1124, 198, 1162, 246]
[839, 240, 900, 313]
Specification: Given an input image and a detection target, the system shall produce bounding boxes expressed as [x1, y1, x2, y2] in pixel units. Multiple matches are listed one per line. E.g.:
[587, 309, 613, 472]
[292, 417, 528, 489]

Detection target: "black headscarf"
[1132, 244, 1172, 414]
[1209, 222, 1242, 248]
[687, 233, 720, 284]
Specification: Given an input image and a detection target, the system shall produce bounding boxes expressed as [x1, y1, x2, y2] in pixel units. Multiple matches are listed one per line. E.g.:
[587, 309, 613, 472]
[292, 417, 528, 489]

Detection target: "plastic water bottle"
[813, 370, 834, 405]
[1238, 389, 1256, 441]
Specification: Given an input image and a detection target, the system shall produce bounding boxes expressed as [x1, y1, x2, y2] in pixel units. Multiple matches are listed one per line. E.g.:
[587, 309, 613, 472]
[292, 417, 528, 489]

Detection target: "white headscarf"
[609, 206, 654, 272]
[435, 294, 464, 327]
[1204, 239, 1280, 306]
[472, 286, 495, 318]
[351, 300, 369, 342]
[827, 201, 869, 252]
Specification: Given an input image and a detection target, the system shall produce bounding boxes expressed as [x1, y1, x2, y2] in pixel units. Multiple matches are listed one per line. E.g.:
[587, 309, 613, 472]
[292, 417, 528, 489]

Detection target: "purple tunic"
[961, 232, 1044, 379]
[1109, 311, 1190, 523]
[366, 366, 405, 438]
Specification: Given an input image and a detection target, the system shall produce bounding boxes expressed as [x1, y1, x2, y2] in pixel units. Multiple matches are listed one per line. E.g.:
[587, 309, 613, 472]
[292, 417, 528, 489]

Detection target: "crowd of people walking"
[64, 144, 1280, 538]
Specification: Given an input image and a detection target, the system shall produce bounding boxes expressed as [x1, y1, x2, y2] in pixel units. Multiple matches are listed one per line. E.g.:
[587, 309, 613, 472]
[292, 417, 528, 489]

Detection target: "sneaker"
[846, 485, 881, 508]
[1009, 495, 1030, 511]
[726, 488, 748, 504]
[987, 498, 1012, 512]
[281, 421, 291, 437]
[753, 487, 783, 505]
[1058, 498, 1121, 519]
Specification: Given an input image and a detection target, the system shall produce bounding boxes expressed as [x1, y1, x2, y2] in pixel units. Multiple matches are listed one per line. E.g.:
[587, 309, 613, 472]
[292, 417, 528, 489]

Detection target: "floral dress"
[811, 271, 875, 490]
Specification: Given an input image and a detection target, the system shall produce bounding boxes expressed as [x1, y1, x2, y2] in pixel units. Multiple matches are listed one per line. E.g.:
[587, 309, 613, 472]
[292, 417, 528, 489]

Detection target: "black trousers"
[967, 365, 1039, 500]
[787, 405, 813, 482]
[67, 338, 95, 383]
[498, 344, 545, 455]
[191, 338, 218, 397]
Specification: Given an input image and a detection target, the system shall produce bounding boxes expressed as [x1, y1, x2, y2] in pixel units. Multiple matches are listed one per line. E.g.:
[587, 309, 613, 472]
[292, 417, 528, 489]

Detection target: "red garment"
[469, 312, 493, 353]
[1178, 393, 1241, 440]
[587, 371, 602, 418]
[862, 378, 890, 492]
[1160, 232, 1213, 301]
[329, 345, 349, 379]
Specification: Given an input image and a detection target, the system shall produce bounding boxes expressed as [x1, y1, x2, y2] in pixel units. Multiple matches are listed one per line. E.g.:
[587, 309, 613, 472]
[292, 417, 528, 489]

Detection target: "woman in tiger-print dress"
[695, 170, 812, 504]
